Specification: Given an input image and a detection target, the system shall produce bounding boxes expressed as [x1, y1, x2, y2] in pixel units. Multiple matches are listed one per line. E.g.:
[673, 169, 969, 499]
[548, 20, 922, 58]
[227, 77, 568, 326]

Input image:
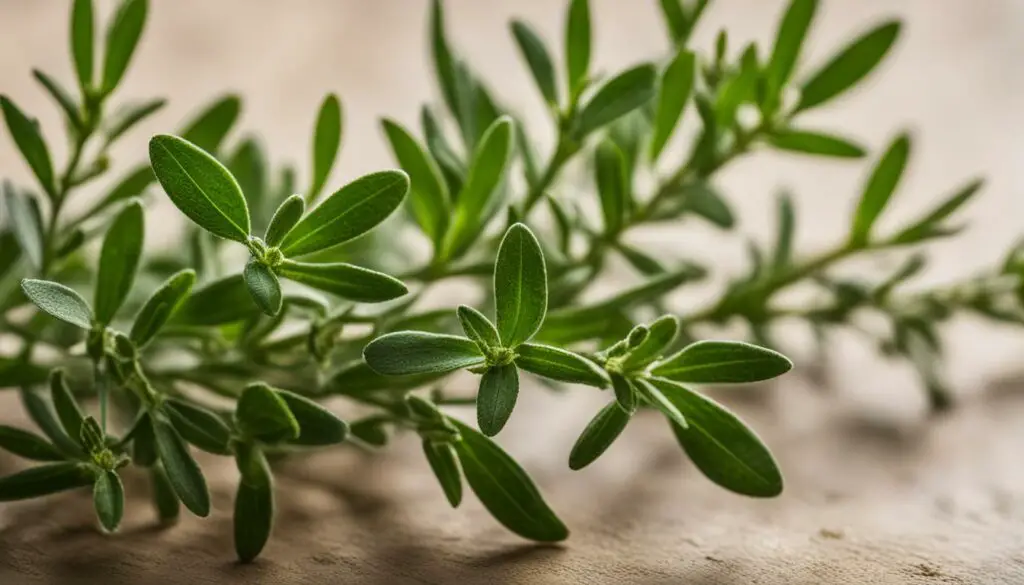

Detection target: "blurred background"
[2, 1, 1024, 582]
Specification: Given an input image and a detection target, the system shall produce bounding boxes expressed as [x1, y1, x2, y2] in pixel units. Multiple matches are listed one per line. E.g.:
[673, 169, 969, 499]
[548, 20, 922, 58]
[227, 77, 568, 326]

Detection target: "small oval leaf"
[495, 223, 548, 347]
[93, 470, 125, 532]
[364, 331, 484, 376]
[514, 343, 608, 388]
[152, 414, 211, 517]
[130, 269, 195, 347]
[21, 279, 93, 330]
[568, 401, 630, 470]
[476, 364, 519, 437]
[277, 260, 407, 303]
[650, 340, 793, 384]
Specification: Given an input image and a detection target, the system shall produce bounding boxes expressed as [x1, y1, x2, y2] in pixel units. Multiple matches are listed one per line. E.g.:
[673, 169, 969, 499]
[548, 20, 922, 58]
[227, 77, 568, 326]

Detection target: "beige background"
[2, 1, 1024, 583]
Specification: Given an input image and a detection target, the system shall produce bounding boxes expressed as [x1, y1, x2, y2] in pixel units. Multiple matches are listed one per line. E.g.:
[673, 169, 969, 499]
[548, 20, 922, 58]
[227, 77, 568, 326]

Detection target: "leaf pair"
[364, 223, 608, 436]
[71, 0, 148, 97]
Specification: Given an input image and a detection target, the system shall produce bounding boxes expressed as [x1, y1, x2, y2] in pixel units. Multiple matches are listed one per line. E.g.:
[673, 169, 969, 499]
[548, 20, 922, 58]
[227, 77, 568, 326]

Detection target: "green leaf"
[494, 223, 547, 347]
[765, 0, 817, 97]
[364, 331, 483, 376]
[574, 64, 657, 138]
[100, 0, 148, 95]
[280, 170, 408, 257]
[634, 378, 689, 429]
[658, 0, 688, 45]
[423, 440, 462, 507]
[649, 49, 695, 162]
[564, 0, 591, 95]
[78, 416, 106, 455]
[651, 340, 793, 383]
[172, 274, 258, 326]
[511, 20, 558, 106]
[568, 401, 630, 470]
[243, 259, 282, 317]
[476, 364, 519, 437]
[71, 0, 94, 89]
[149, 465, 180, 523]
[93, 470, 125, 532]
[235, 383, 299, 444]
[163, 399, 232, 455]
[3, 185, 43, 269]
[263, 194, 304, 247]
[180, 94, 241, 153]
[1, 96, 55, 194]
[0, 425, 64, 461]
[442, 117, 514, 260]
[130, 413, 157, 467]
[677, 183, 735, 229]
[277, 260, 407, 303]
[309, 94, 343, 201]
[349, 417, 389, 446]
[767, 129, 865, 158]
[234, 445, 274, 563]
[130, 269, 195, 347]
[381, 119, 450, 246]
[32, 70, 83, 132]
[715, 44, 759, 128]
[21, 279, 93, 329]
[149, 134, 251, 242]
[457, 304, 501, 351]
[451, 420, 568, 542]
[594, 139, 627, 235]
[891, 178, 983, 245]
[49, 369, 85, 445]
[620, 315, 680, 370]
[275, 389, 348, 446]
[430, 0, 460, 123]
[611, 373, 637, 414]
[797, 21, 901, 112]
[770, 193, 795, 272]
[849, 134, 910, 246]
[103, 98, 166, 144]
[19, 389, 83, 458]
[650, 378, 783, 497]
[0, 462, 93, 502]
[514, 343, 608, 388]
[94, 200, 144, 324]
[152, 414, 210, 517]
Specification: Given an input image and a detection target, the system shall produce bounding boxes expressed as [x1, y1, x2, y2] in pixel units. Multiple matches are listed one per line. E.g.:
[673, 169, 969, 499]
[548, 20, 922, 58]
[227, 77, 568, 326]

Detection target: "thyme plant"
[0, 0, 1014, 564]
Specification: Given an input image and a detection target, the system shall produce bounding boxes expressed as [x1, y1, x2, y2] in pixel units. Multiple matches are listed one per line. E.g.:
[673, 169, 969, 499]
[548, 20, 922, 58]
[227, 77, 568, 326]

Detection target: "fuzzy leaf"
[277, 260, 407, 303]
[276, 389, 348, 446]
[364, 331, 484, 376]
[651, 340, 793, 384]
[163, 399, 232, 455]
[21, 279, 93, 329]
[514, 343, 608, 388]
[93, 470, 125, 532]
[152, 415, 210, 517]
[620, 315, 680, 370]
[494, 223, 547, 347]
[244, 259, 282, 317]
[236, 383, 299, 444]
[457, 304, 501, 351]
[476, 364, 519, 437]
[568, 401, 630, 470]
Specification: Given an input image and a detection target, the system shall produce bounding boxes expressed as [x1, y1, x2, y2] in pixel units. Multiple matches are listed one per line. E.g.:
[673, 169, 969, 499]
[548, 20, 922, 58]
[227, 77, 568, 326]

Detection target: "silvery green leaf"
[364, 331, 484, 376]
[21, 279, 93, 329]
[476, 364, 519, 437]
[494, 223, 547, 347]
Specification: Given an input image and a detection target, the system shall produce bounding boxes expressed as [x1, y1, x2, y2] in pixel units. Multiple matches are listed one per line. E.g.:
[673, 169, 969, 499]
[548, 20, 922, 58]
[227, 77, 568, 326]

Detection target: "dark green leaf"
[766, 0, 817, 97]
[172, 273, 258, 326]
[451, 420, 568, 542]
[93, 470, 124, 532]
[568, 401, 630, 470]
[280, 170, 408, 256]
[430, 0, 460, 122]
[19, 389, 83, 458]
[423, 439, 462, 507]
[276, 389, 348, 446]
[130, 269, 195, 347]
[620, 315, 680, 370]
[634, 379, 688, 429]
[309, 94, 343, 201]
[234, 445, 274, 563]
[277, 260, 407, 303]
[364, 331, 483, 376]
[152, 414, 210, 517]
[767, 129, 865, 158]
[797, 21, 901, 112]
[179, 94, 241, 153]
[651, 340, 793, 383]
[514, 343, 608, 388]
[0, 462, 93, 501]
[649, 49, 695, 161]
[71, 0, 94, 89]
[595, 139, 627, 235]
[611, 373, 637, 414]
[50, 369, 85, 445]
[149, 465, 180, 523]
[381, 119, 449, 246]
[3, 185, 43, 269]
[677, 183, 734, 229]
[457, 304, 501, 351]
[349, 417, 389, 446]
[651, 378, 782, 497]
[95, 200, 144, 324]
[236, 383, 299, 444]
[849, 134, 910, 246]
[32, 70, 83, 132]
[770, 193, 795, 272]
[658, 0, 688, 46]
[244, 259, 282, 317]
[0, 425, 64, 461]
[149, 134, 251, 242]
[264, 194, 305, 247]
[130, 413, 157, 467]
[163, 398, 232, 455]
[494, 223, 547, 347]
[1, 96, 54, 194]
[511, 20, 558, 106]
[21, 279, 93, 329]
[100, 0, 148, 95]
[565, 0, 591, 95]
[78, 416, 106, 454]
[103, 98, 166, 144]
[476, 364, 519, 437]
[891, 178, 983, 245]
[441, 117, 514, 260]
[574, 64, 657, 138]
